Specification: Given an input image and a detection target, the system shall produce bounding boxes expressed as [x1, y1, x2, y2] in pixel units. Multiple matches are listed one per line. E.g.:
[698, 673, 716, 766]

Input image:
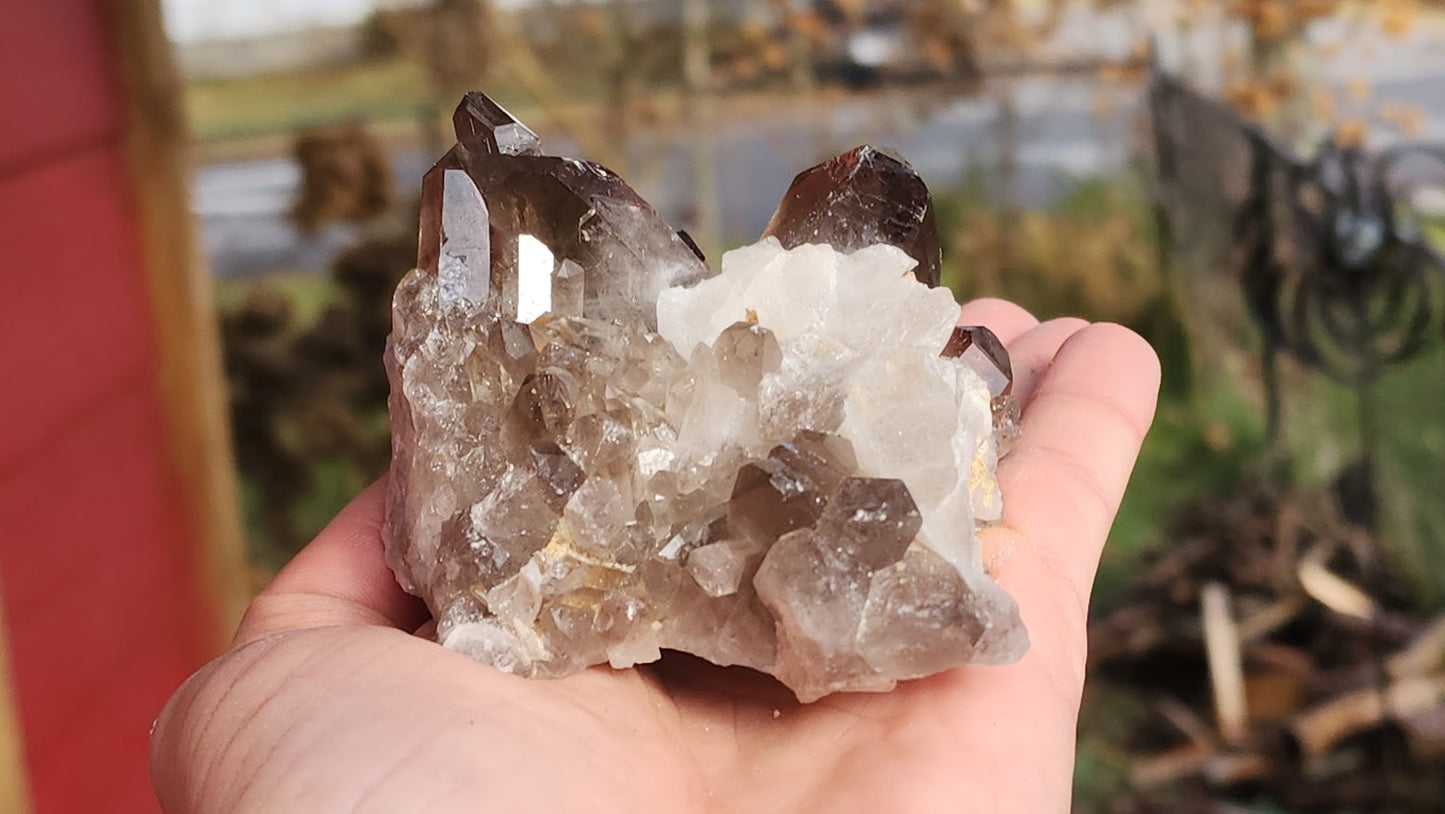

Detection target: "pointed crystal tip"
[453, 92, 542, 156]
[763, 145, 942, 287]
[943, 325, 1020, 453]
[942, 325, 1012, 398]
[417, 97, 707, 328]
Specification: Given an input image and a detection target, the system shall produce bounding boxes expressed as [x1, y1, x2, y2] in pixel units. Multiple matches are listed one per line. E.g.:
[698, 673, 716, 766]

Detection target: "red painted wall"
[0, 2, 219, 810]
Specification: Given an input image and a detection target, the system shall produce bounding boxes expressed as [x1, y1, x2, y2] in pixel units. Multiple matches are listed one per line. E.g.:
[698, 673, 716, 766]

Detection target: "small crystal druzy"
[384, 94, 1027, 702]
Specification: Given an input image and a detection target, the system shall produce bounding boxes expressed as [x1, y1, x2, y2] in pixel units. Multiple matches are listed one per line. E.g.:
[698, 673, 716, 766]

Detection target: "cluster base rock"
[384, 94, 1028, 702]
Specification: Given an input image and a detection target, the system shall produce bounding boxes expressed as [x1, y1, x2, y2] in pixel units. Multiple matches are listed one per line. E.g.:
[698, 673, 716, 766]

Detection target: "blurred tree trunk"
[1248, 15, 1312, 146]
[422, 0, 497, 156]
[601, 0, 638, 176]
[684, 0, 722, 254]
[426, 0, 622, 167]
[769, 0, 815, 95]
[991, 79, 1020, 292]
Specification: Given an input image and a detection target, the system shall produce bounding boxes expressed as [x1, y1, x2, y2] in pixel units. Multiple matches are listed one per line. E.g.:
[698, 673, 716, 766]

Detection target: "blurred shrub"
[941, 173, 1160, 321]
[938, 171, 1193, 398]
[222, 224, 414, 568]
[225, 119, 417, 569]
[358, 7, 430, 63]
[291, 123, 395, 232]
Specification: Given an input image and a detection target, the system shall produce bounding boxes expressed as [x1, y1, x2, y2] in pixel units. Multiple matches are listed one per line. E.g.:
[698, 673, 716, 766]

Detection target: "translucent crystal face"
[416, 97, 708, 329]
[763, 145, 943, 287]
[943, 326, 1012, 398]
[453, 92, 541, 157]
[943, 326, 1022, 455]
[385, 94, 1027, 702]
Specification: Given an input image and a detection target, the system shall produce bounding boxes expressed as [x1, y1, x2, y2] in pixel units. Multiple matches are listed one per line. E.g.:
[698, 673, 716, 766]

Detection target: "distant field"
[185, 58, 431, 142]
[182, 55, 580, 161]
[214, 272, 337, 327]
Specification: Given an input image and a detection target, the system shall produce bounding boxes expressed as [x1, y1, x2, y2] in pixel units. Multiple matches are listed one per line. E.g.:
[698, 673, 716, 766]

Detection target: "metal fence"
[1150, 62, 1445, 526]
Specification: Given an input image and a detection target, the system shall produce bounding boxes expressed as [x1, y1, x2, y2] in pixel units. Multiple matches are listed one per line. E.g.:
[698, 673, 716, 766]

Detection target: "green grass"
[238, 454, 376, 572]
[214, 272, 337, 327]
[219, 271, 350, 569]
[1276, 346, 1445, 607]
[1427, 221, 1445, 252]
[1416, 212, 1444, 255]
[1096, 378, 1268, 610]
[186, 58, 432, 142]
[1073, 684, 1147, 805]
[293, 456, 376, 551]
[1090, 286, 1445, 613]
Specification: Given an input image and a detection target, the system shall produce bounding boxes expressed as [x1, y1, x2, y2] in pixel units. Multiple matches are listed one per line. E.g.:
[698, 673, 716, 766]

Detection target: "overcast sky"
[161, 0, 384, 42]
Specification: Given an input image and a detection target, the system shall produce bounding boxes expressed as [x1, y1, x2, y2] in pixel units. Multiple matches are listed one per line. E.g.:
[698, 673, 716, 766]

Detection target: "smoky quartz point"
[417, 97, 708, 329]
[385, 94, 1027, 702]
[763, 145, 943, 287]
[453, 92, 542, 156]
[943, 325, 1022, 453]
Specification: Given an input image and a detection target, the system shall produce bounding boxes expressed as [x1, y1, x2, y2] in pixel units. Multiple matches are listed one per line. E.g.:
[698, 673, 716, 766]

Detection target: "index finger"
[997, 323, 1160, 605]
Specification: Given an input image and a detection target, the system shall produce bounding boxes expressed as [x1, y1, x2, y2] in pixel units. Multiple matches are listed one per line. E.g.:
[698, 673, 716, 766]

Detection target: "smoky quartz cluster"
[384, 94, 1026, 702]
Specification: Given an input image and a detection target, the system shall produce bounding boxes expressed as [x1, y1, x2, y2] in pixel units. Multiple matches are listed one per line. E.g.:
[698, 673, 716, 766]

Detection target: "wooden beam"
[0, 590, 32, 814]
[107, 0, 250, 646]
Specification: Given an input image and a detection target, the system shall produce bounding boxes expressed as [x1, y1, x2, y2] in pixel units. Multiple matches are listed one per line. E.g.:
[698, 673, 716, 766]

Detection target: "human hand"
[150, 300, 1159, 813]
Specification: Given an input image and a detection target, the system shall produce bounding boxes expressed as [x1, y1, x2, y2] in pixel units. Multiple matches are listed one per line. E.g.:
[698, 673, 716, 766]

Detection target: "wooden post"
[107, 0, 251, 645]
[0, 592, 31, 814]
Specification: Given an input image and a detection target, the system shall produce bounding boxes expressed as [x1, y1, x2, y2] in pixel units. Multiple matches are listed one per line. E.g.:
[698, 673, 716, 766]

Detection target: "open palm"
[151, 300, 1159, 813]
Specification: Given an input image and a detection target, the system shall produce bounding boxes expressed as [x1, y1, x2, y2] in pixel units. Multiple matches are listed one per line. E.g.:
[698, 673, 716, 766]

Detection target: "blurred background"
[3, 0, 1445, 810]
